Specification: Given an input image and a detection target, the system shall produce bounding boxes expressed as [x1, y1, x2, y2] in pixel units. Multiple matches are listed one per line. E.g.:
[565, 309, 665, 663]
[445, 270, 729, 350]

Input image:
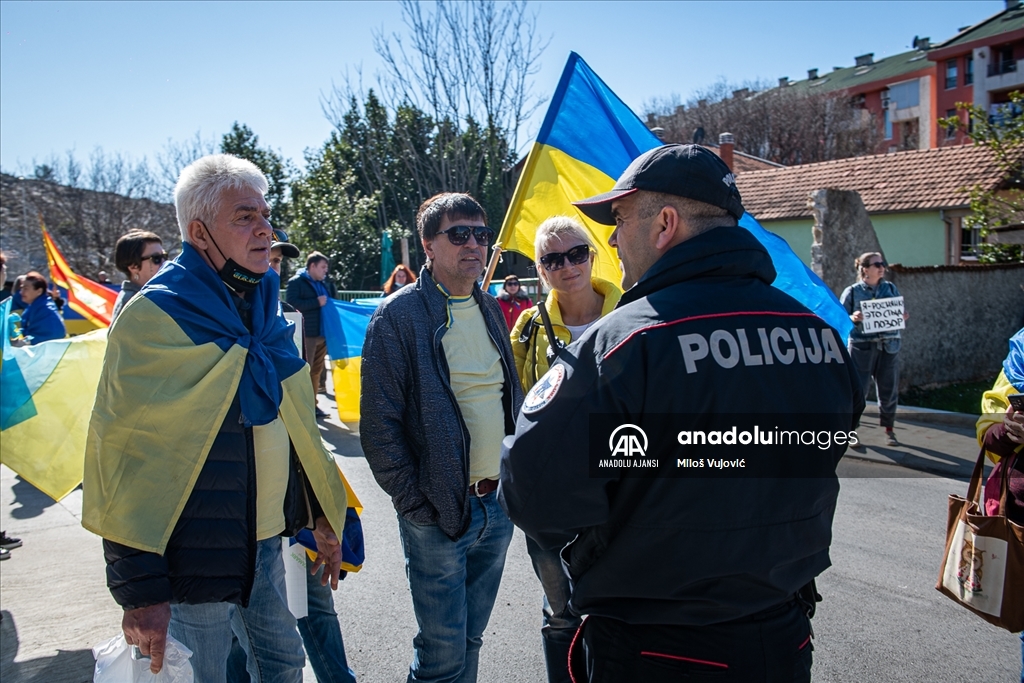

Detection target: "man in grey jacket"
[360, 192, 522, 683]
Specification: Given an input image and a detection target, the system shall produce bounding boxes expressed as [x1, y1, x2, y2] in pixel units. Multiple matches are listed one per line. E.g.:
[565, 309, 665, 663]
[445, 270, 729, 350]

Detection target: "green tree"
[940, 92, 1024, 263]
[220, 122, 293, 232]
[289, 134, 382, 290]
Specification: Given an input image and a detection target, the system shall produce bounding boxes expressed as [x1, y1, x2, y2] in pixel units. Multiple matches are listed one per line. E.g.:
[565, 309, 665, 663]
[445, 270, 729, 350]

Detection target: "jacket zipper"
[433, 323, 471, 515]
[240, 413, 258, 607]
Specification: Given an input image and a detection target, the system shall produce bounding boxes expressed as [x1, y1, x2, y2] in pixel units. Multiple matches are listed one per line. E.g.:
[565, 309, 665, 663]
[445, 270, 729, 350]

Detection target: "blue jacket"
[840, 279, 902, 344]
[500, 226, 864, 626]
[360, 266, 523, 540]
[20, 294, 65, 344]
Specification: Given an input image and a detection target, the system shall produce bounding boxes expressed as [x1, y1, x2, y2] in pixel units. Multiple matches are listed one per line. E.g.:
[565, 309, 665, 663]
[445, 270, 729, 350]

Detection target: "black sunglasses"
[505, 280, 520, 286]
[141, 252, 170, 266]
[866, 261, 886, 269]
[539, 244, 591, 271]
[438, 225, 495, 247]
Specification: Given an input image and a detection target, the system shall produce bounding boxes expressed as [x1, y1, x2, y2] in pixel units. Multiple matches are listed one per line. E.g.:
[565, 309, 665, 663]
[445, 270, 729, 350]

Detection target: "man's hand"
[851, 311, 863, 323]
[317, 295, 327, 307]
[1004, 405, 1024, 444]
[122, 602, 171, 674]
[310, 516, 342, 589]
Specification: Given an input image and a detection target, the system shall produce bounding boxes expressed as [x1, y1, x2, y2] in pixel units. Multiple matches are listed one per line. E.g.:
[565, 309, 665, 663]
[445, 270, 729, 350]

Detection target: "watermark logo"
[609, 424, 648, 458]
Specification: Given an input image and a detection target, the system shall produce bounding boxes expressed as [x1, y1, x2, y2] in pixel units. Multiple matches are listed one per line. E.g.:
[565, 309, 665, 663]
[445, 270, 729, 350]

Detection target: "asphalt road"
[327, 420, 1022, 682]
[1, 412, 1020, 682]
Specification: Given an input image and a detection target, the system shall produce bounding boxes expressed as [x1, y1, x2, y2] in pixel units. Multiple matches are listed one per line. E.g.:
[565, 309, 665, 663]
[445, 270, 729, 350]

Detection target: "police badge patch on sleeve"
[522, 364, 565, 414]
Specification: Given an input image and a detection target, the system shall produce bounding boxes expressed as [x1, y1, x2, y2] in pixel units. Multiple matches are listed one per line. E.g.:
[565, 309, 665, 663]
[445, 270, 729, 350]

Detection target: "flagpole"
[482, 246, 503, 290]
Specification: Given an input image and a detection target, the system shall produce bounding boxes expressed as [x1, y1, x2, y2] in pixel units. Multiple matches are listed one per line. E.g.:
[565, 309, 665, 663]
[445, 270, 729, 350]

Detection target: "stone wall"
[808, 188, 883, 295]
[887, 263, 1024, 390]
[0, 173, 180, 284]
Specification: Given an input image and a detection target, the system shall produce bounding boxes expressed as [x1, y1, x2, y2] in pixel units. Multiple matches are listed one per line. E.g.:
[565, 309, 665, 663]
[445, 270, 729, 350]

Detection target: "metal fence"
[330, 277, 548, 303]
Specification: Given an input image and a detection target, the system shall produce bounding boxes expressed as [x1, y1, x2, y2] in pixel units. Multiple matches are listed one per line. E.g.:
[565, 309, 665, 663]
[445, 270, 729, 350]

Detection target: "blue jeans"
[298, 561, 357, 683]
[397, 491, 514, 683]
[525, 536, 580, 683]
[228, 556, 357, 683]
[170, 538, 305, 683]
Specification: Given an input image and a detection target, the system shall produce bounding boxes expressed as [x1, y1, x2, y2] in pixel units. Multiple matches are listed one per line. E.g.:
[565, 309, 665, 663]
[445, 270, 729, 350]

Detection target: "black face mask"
[201, 223, 266, 293]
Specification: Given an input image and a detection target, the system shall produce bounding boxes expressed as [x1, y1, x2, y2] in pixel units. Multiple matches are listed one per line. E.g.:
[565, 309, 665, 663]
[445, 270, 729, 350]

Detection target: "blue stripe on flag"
[538, 52, 661, 179]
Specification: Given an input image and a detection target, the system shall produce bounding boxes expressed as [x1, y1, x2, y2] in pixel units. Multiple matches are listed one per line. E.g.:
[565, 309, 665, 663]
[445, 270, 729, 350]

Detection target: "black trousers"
[570, 601, 812, 683]
[849, 341, 900, 429]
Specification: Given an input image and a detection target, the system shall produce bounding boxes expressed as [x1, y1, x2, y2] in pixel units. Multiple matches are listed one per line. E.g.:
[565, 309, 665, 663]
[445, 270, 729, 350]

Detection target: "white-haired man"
[83, 154, 351, 682]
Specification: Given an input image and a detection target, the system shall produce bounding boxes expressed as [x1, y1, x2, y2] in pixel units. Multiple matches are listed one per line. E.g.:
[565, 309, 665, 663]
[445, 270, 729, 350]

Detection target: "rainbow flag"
[0, 297, 107, 500]
[322, 298, 379, 423]
[43, 225, 117, 329]
[496, 52, 853, 341]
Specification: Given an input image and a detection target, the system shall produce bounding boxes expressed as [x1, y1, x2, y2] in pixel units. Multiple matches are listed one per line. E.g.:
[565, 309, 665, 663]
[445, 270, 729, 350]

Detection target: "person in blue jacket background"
[15, 271, 65, 344]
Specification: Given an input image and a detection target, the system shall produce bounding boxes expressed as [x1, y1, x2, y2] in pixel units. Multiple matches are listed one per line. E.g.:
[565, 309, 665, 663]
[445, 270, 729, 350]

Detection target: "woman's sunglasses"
[539, 244, 591, 271]
[438, 225, 495, 247]
[141, 252, 170, 266]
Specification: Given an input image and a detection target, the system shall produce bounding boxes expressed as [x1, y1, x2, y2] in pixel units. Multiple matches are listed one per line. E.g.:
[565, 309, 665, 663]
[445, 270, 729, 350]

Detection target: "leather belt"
[469, 478, 498, 497]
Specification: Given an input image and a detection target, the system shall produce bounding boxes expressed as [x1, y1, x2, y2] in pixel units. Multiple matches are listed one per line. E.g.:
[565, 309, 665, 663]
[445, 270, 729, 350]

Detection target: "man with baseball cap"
[271, 229, 300, 271]
[499, 144, 862, 682]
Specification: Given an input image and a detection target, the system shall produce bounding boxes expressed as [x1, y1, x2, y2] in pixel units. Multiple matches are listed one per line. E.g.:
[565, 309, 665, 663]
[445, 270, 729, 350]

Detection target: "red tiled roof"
[736, 144, 1013, 221]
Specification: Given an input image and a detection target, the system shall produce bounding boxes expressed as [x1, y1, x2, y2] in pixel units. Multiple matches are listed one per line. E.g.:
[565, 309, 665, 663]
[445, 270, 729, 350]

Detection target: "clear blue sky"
[0, 0, 1004, 175]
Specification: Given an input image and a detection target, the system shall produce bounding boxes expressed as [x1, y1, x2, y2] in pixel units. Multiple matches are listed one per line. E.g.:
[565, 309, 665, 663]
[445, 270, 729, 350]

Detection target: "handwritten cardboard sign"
[860, 296, 905, 334]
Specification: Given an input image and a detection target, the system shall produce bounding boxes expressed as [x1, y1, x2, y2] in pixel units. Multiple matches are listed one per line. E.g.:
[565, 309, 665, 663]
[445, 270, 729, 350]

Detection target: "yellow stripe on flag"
[0, 329, 107, 500]
[332, 356, 362, 423]
[499, 143, 622, 286]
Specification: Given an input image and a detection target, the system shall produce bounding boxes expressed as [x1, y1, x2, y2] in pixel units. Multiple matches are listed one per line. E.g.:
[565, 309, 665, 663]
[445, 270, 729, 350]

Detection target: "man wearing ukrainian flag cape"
[83, 155, 350, 680]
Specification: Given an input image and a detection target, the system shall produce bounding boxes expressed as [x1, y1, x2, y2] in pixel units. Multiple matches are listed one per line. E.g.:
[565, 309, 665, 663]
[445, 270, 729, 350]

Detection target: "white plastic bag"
[93, 632, 194, 683]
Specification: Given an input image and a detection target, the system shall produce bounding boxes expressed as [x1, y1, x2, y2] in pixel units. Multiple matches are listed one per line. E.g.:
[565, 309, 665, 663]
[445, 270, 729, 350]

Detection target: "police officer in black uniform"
[499, 144, 864, 683]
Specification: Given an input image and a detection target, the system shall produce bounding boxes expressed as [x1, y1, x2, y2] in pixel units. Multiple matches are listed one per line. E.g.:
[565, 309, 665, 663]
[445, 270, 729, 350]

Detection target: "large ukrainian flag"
[499, 52, 657, 286]
[0, 298, 107, 500]
[497, 52, 853, 341]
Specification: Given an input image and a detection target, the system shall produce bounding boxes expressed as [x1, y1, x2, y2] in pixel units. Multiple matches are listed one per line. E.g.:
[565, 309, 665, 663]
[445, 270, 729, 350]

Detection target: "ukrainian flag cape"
[82, 245, 349, 554]
[498, 52, 853, 342]
[977, 327, 1024, 451]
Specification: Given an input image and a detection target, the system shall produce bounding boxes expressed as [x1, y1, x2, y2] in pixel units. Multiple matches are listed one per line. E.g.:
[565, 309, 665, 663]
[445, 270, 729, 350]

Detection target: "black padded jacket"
[285, 273, 338, 338]
[359, 267, 523, 540]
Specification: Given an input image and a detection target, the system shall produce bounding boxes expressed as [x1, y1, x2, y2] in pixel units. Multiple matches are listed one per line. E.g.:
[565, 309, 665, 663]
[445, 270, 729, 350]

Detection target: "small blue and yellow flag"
[497, 52, 853, 341]
[322, 298, 378, 423]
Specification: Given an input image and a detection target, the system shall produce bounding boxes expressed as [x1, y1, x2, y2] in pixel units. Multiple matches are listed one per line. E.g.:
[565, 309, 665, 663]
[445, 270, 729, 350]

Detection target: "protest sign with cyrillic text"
[861, 296, 904, 333]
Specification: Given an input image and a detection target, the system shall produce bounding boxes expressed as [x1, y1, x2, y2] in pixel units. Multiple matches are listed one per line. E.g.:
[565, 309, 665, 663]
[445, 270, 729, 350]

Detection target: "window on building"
[945, 109, 958, 140]
[888, 79, 920, 108]
[945, 60, 958, 89]
[883, 106, 892, 140]
[964, 55, 973, 85]
[900, 120, 919, 150]
[960, 222, 980, 260]
[990, 45, 1017, 76]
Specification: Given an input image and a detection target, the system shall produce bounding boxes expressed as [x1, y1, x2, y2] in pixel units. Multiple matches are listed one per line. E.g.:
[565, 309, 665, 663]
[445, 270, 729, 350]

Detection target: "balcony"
[983, 59, 1024, 92]
[988, 60, 1018, 77]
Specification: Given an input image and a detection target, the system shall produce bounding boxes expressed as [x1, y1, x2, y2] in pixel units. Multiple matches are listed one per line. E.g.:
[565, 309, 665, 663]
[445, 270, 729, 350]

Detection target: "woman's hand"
[1003, 405, 1024, 444]
[850, 311, 863, 323]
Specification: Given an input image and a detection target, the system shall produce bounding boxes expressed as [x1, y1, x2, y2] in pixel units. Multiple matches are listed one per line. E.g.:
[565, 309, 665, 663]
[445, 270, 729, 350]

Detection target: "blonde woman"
[509, 216, 620, 683]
